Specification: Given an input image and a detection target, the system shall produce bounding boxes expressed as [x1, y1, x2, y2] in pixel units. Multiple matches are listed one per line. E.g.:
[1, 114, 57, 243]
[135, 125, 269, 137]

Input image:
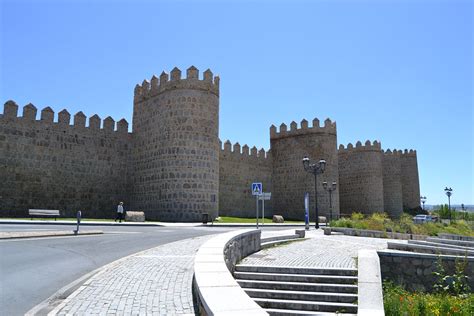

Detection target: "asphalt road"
[0, 224, 235, 316]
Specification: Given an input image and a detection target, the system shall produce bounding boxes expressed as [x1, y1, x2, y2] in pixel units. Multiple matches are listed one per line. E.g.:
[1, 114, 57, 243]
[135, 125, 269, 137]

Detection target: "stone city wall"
[338, 141, 384, 215]
[0, 101, 131, 218]
[130, 67, 220, 222]
[218, 140, 272, 218]
[382, 149, 403, 218]
[271, 118, 340, 220]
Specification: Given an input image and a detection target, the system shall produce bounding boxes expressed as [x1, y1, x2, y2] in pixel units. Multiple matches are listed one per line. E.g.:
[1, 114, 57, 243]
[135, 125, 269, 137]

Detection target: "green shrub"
[383, 281, 474, 316]
[330, 212, 473, 237]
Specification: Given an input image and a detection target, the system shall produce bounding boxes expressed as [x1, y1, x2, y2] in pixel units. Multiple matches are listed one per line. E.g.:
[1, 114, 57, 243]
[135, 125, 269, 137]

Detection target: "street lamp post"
[420, 196, 427, 212]
[444, 187, 453, 221]
[323, 181, 337, 223]
[302, 157, 326, 229]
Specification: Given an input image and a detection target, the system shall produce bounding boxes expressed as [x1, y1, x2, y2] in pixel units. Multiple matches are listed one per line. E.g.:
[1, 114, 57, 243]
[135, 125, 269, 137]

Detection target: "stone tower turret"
[131, 66, 220, 221]
[382, 149, 403, 218]
[338, 141, 384, 215]
[401, 150, 421, 211]
[270, 118, 340, 220]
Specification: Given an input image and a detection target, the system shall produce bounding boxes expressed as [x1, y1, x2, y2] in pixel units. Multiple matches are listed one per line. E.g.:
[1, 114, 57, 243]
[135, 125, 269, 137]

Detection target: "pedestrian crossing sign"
[252, 182, 263, 196]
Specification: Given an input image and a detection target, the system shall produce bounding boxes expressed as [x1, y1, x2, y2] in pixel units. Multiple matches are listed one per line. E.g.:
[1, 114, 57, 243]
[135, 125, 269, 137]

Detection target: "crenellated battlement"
[338, 140, 382, 153]
[270, 117, 337, 139]
[402, 149, 417, 157]
[382, 148, 417, 156]
[134, 66, 220, 102]
[1, 101, 130, 134]
[220, 139, 270, 160]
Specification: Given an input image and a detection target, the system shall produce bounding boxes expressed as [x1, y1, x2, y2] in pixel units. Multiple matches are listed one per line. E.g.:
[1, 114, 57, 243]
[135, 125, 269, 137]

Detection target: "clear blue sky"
[1, 0, 472, 205]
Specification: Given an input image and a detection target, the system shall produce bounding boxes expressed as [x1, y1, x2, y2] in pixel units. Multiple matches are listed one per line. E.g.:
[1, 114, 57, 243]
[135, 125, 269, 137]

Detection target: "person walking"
[115, 202, 124, 223]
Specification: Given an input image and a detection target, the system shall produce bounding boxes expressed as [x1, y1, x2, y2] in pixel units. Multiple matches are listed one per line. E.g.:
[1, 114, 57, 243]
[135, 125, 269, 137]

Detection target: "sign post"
[259, 192, 272, 225]
[252, 183, 263, 228]
[304, 192, 310, 230]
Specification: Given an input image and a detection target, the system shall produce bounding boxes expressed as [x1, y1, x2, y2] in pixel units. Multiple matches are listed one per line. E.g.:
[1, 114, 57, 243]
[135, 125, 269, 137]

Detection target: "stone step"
[262, 238, 302, 249]
[236, 279, 358, 294]
[235, 265, 357, 276]
[261, 234, 300, 243]
[266, 308, 356, 316]
[243, 288, 358, 303]
[426, 237, 474, 248]
[408, 240, 474, 251]
[254, 298, 358, 314]
[235, 272, 357, 284]
[388, 242, 474, 256]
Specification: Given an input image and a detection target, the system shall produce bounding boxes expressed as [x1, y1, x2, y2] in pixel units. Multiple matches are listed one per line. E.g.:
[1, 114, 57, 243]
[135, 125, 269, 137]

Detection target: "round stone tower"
[401, 149, 421, 211]
[338, 140, 384, 216]
[382, 149, 403, 218]
[131, 66, 220, 222]
[270, 118, 340, 221]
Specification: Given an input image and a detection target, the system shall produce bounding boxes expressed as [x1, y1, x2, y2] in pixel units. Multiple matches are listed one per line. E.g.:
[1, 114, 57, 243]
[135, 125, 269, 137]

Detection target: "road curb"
[0, 230, 103, 240]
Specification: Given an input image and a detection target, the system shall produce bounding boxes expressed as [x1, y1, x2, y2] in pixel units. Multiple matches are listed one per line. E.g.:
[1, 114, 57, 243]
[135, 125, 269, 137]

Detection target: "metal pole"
[256, 195, 259, 229]
[329, 190, 333, 223]
[262, 197, 265, 225]
[315, 173, 319, 229]
[448, 195, 451, 221]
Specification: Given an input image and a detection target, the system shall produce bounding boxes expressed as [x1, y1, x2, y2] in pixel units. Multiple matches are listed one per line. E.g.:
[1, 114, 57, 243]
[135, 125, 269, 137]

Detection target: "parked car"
[413, 214, 434, 224]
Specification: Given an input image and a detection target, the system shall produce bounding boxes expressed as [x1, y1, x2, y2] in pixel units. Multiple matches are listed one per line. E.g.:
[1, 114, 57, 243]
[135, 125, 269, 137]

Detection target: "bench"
[29, 209, 60, 221]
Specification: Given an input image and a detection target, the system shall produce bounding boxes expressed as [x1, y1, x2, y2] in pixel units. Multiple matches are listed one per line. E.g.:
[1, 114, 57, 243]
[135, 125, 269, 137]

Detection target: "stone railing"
[193, 229, 267, 315]
[357, 250, 384, 315]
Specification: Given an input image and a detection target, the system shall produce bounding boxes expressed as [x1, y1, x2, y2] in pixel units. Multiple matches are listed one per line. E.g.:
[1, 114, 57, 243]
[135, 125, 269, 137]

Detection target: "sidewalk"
[47, 235, 213, 315]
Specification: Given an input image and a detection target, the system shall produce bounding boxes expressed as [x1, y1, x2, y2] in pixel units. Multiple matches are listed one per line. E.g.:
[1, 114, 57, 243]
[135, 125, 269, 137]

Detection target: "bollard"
[74, 210, 82, 235]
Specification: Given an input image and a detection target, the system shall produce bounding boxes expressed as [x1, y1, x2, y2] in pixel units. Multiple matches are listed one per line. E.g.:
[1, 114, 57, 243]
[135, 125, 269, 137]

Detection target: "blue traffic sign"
[252, 182, 263, 196]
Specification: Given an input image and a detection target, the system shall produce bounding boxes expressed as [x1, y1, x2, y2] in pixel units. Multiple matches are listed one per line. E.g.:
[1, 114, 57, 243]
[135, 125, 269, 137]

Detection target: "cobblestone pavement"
[243, 229, 403, 268]
[50, 235, 212, 316]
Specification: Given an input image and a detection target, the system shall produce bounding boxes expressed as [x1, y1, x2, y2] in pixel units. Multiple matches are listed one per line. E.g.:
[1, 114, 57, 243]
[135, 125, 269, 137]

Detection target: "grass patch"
[330, 213, 474, 237]
[215, 216, 304, 224]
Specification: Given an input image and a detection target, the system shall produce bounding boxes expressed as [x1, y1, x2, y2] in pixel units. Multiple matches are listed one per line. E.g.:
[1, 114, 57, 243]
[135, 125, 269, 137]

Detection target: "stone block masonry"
[219, 140, 272, 218]
[0, 65, 421, 221]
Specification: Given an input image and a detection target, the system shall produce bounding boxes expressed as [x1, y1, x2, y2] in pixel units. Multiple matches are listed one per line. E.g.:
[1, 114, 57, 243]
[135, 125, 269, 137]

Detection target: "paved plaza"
[243, 229, 400, 269]
[45, 228, 404, 315]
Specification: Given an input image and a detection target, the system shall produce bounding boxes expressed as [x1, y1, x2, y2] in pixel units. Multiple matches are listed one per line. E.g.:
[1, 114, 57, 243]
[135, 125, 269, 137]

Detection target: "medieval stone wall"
[130, 67, 220, 221]
[0, 66, 422, 222]
[401, 150, 421, 210]
[338, 141, 384, 216]
[0, 101, 131, 218]
[218, 140, 272, 218]
[382, 149, 403, 218]
[270, 119, 340, 221]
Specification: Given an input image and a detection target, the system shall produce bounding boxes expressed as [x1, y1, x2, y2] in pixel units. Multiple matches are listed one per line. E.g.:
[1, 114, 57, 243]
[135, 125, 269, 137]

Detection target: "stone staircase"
[234, 265, 358, 315]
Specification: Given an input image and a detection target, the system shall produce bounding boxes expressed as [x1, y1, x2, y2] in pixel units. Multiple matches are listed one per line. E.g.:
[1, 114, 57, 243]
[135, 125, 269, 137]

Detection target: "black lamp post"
[444, 187, 453, 220]
[323, 181, 337, 222]
[302, 157, 326, 229]
[420, 196, 427, 212]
